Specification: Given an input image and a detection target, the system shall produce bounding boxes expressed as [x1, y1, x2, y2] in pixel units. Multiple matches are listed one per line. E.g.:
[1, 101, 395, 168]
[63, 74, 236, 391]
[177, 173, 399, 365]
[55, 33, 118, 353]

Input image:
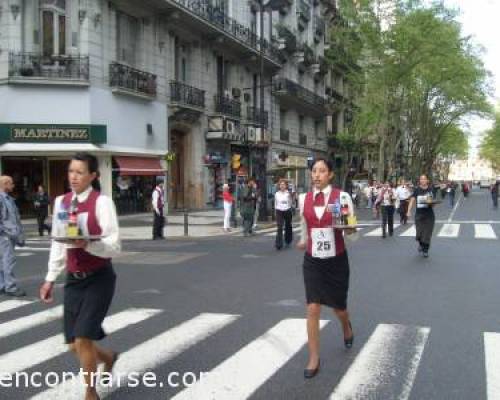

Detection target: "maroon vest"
[303, 188, 346, 257]
[62, 190, 110, 273]
[155, 186, 164, 210]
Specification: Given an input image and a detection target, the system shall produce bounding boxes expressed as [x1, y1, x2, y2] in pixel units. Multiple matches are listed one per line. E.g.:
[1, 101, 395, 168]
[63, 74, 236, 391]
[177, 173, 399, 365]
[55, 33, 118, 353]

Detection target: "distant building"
[448, 157, 495, 181]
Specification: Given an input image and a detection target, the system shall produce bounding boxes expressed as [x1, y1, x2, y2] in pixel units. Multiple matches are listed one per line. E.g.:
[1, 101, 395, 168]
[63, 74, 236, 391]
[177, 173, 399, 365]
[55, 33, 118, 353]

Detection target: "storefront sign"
[0, 124, 107, 144]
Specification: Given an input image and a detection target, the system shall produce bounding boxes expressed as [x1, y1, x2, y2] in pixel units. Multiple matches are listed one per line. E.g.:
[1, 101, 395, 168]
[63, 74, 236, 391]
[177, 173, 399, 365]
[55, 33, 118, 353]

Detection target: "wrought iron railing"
[214, 95, 241, 118]
[8, 53, 89, 80]
[109, 62, 157, 97]
[172, 0, 283, 64]
[170, 80, 205, 108]
[246, 106, 269, 126]
[273, 78, 326, 107]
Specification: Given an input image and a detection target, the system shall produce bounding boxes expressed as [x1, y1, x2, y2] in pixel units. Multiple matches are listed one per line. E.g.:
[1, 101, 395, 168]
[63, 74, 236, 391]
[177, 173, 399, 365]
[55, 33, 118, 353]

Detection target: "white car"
[480, 180, 491, 188]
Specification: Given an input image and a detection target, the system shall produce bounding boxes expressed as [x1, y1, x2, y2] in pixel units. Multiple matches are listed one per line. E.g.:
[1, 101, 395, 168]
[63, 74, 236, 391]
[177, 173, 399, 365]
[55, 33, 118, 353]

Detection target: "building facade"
[0, 0, 342, 215]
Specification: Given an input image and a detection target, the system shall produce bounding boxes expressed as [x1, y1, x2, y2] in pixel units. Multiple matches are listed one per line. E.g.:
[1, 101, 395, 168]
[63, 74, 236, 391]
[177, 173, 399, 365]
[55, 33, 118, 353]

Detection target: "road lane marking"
[0, 308, 161, 373]
[484, 332, 500, 400]
[31, 313, 239, 400]
[171, 318, 329, 400]
[400, 225, 416, 237]
[0, 299, 36, 314]
[474, 224, 497, 239]
[364, 224, 400, 237]
[448, 194, 462, 222]
[438, 224, 460, 238]
[329, 324, 430, 400]
[0, 306, 63, 339]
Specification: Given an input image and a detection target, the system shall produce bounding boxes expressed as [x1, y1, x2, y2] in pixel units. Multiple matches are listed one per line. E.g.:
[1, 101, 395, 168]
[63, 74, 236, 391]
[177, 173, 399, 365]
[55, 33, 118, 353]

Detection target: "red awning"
[114, 156, 165, 176]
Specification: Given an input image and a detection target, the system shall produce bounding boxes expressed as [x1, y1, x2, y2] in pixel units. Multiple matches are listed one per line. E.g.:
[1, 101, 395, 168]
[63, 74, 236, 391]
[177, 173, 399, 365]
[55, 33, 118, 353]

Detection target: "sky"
[442, 0, 500, 157]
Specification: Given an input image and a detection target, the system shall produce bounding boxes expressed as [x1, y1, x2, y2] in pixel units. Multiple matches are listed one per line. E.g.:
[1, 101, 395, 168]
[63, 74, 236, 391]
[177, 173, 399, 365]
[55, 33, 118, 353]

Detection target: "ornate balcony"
[8, 53, 89, 85]
[170, 80, 205, 109]
[273, 78, 326, 117]
[109, 62, 157, 99]
[214, 95, 241, 119]
[169, 0, 284, 67]
[245, 106, 269, 127]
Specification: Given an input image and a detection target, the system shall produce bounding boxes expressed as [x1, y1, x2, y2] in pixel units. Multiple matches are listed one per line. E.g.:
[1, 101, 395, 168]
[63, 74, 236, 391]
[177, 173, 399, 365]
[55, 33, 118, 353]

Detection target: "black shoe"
[422, 251, 429, 258]
[344, 321, 354, 349]
[304, 359, 320, 379]
[5, 288, 26, 297]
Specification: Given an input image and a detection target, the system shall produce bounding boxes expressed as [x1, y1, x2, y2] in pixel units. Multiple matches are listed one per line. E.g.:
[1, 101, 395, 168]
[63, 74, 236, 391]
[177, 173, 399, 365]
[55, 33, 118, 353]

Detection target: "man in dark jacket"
[239, 178, 257, 236]
[33, 184, 51, 236]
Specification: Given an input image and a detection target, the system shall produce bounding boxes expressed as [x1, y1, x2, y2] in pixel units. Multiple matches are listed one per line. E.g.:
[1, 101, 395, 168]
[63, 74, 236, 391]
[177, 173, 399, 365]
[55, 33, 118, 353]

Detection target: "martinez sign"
[12, 127, 89, 141]
[0, 124, 107, 144]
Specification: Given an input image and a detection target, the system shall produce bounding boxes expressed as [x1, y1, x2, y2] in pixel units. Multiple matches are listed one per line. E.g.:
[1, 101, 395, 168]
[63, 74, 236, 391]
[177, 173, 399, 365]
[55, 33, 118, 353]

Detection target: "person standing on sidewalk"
[152, 180, 165, 240]
[39, 152, 121, 400]
[239, 178, 257, 236]
[222, 184, 234, 233]
[33, 184, 51, 236]
[396, 181, 412, 225]
[0, 175, 26, 297]
[297, 158, 355, 379]
[490, 180, 499, 208]
[407, 175, 436, 258]
[375, 182, 396, 238]
[274, 179, 293, 250]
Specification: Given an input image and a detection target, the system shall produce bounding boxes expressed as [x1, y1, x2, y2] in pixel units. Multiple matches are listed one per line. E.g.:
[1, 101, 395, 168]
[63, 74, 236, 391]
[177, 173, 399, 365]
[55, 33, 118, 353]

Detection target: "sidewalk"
[22, 209, 275, 239]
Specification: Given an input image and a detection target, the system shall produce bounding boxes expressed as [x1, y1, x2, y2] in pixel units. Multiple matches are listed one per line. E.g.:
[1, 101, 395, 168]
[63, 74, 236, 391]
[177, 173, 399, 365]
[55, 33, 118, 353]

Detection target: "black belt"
[67, 263, 110, 280]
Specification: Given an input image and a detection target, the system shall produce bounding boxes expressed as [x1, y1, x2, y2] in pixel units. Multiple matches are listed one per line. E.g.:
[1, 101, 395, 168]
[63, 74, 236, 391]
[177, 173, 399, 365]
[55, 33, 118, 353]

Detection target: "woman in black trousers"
[274, 179, 293, 249]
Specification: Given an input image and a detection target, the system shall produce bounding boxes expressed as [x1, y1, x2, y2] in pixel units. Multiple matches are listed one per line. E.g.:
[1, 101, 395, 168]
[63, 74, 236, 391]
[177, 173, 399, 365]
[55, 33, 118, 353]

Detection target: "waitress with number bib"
[39, 152, 121, 400]
[297, 158, 356, 379]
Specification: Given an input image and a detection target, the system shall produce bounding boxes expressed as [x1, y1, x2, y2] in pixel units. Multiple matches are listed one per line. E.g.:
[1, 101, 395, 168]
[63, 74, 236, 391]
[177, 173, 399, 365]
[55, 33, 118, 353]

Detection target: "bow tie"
[313, 191, 325, 206]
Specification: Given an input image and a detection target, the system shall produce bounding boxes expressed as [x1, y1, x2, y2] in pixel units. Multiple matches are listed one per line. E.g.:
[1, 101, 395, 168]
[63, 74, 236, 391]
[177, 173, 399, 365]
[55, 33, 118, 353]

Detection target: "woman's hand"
[39, 281, 54, 304]
[296, 241, 306, 251]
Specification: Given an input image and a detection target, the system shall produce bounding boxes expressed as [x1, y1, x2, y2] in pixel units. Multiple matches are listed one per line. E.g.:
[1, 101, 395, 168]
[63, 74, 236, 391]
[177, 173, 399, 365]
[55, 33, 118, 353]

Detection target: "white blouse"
[298, 185, 354, 243]
[45, 187, 121, 282]
[275, 190, 292, 211]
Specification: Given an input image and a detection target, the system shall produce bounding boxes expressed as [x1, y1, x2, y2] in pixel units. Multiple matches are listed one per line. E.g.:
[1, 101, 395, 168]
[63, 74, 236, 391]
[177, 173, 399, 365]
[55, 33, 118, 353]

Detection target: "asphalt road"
[2, 186, 500, 399]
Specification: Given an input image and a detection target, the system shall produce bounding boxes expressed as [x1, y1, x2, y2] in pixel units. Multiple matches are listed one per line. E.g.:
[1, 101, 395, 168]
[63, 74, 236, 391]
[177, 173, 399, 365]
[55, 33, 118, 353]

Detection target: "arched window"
[40, 0, 66, 58]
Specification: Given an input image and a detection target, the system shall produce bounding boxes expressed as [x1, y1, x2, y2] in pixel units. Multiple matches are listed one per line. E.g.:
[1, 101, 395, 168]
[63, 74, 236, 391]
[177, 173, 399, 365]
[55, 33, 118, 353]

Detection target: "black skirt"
[303, 251, 350, 310]
[63, 264, 116, 344]
[415, 212, 435, 246]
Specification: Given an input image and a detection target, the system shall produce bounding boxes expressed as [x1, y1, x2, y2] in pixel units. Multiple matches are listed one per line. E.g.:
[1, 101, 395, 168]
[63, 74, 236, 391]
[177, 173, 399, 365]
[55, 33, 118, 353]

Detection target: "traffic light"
[232, 154, 241, 170]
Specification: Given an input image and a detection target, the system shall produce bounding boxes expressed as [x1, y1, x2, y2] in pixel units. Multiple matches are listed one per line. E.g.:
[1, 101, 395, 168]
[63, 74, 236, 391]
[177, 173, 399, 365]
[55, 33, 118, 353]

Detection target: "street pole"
[259, 0, 268, 221]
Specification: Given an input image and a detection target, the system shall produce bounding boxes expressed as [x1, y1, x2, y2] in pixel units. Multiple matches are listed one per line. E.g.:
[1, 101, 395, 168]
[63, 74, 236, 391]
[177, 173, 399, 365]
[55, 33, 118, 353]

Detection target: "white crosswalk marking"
[438, 223, 460, 238]
[0, 299, 36, 314]
[172, 318, 329, 400]
[484, 332, 500, 400]
[0, 308, 161, 374]
[0, 306, 63, 339]
[398, 225, 416, 237]
[329, 324, 430, 400]
[364, 224, 400, 237]
[475, 224, 497, 239]
[31, 313, 239, 400]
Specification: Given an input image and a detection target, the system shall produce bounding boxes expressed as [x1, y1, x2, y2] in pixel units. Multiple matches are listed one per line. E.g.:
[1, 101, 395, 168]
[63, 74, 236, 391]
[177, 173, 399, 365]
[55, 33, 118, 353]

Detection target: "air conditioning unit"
[225, 120, 235, 134]
[232, 88, 241, 98]
[247, 126, 256, 142]
[256, 127, 268, 142]
[208, 116, 224, 131]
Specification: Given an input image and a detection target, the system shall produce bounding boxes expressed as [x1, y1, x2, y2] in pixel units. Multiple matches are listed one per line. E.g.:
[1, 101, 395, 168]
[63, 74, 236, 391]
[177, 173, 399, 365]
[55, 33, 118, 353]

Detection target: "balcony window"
[117, 11, 139, 66]
[40, 0, 67, 59]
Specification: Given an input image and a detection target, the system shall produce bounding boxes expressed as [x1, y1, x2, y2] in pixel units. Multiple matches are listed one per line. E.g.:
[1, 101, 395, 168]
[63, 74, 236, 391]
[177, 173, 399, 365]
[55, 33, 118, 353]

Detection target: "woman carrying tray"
[39, 152, 121, 400]
[296, 158, 356, 379]
[407, 174, 436, 258]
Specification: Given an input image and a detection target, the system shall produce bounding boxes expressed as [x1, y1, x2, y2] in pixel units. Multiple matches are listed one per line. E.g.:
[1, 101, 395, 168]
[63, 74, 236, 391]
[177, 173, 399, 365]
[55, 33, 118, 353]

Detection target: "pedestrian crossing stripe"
[0, 301, 495, 399]
[475, 224, 497, 239]
[0, 308, 162, 375]
[0, 305, 63, 339]
[438, 224, 460, 238]
[0, 299, 36, 314]
[31, 313, 239, 399]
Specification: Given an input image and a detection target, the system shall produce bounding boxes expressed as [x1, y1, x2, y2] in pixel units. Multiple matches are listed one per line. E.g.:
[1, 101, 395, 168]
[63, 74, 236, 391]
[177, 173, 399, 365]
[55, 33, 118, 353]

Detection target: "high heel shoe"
[344, 321, 354, 349]
[304, 359, 320, 379]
